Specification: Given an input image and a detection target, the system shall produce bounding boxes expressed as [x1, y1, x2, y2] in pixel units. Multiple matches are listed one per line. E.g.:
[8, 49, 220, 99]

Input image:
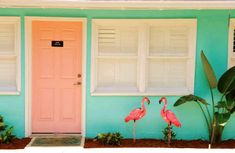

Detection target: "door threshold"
[31, 133, 82, 138]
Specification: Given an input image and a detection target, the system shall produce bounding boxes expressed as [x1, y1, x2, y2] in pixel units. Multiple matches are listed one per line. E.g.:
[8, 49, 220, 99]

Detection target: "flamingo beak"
[159, 99, 162, 104]
[147, 99, 150, 105]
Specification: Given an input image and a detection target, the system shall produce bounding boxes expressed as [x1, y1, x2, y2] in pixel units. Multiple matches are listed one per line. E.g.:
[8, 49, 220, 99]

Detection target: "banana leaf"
[227, 101, 235, 111]
[215, 101, 235, 111]
[215, 101, 227, 109]
[230, 106, 235, 114]
[226, 89, 235, 102]
[174, 94, 209, 106]
[201, 50, 217, 89]
[218, 66, 235, 94]
[214, 112, 231, 127]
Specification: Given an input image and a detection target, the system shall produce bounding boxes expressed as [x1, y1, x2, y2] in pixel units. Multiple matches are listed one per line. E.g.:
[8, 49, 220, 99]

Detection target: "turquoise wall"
[0, 8, 234, 140]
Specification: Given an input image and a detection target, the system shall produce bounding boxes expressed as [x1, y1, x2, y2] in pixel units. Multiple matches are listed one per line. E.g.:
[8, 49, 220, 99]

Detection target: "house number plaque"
[52, 41, 63, 47]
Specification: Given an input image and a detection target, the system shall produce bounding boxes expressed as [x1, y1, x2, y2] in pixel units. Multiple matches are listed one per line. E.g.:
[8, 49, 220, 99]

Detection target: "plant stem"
[220, 94, 224, 102]
[205, 104, 213, 142]
[210, 116, 216, 144]
[205, 105, 212, 128]
[209, 88, 216, 144]
[210, 88, 215, 119]
[220, 94, 229, 110]
[196, 103, 211, 139]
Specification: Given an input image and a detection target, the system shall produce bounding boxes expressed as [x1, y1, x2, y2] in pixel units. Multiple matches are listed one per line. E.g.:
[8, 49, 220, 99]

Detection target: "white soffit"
[1, 0, 235, 9]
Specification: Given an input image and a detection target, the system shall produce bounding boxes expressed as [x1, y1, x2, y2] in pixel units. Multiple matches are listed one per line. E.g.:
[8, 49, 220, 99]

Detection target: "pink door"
[32, 21, 82, 133]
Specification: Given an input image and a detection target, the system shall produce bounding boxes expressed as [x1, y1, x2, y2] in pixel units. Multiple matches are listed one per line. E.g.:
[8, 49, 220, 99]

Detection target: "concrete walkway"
[0, 147, 235, 153]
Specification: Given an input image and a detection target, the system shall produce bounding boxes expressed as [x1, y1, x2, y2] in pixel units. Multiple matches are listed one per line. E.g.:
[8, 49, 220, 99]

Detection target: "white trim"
[81, 19, 87, 138]
[91, 90, 192, 96]
[25, 17, 87, 137]
[91, 19, 197, 96]
[228, 19, 235, 68]
[90, 22, 96, 93]
[0, 92, 20, 95]
[17, 18, 21, 93]
[0, 16, 21, 95]
[1, 1, 235, 9]
[0, 16, 20, 22]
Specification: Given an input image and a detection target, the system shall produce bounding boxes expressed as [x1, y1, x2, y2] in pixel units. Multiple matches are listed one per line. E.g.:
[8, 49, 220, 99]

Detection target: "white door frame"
[25, 17, 87, 136]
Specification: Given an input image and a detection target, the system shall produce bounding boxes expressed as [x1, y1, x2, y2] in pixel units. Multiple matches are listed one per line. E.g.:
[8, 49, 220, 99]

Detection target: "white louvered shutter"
[95, 24, 139, 92]
[0, 18, 20, 92]
[147, 25, 191, 92]
[98, 27, 138, 56]
[0, 24, 15, 54]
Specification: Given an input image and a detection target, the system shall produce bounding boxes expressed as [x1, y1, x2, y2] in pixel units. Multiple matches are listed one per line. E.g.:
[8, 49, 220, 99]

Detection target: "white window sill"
[0, 91, 20, 95]
[0, 86, 20, 95]
[91, 88, 193, 96]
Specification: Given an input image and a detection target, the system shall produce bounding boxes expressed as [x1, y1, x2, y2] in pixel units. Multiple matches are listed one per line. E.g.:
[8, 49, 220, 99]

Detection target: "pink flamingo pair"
[125, 97, 181, 143]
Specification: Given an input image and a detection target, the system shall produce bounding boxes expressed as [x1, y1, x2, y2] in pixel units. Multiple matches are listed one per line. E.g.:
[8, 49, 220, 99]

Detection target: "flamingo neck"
[141, 98, 147, 111]
[162, 99, 168, 113]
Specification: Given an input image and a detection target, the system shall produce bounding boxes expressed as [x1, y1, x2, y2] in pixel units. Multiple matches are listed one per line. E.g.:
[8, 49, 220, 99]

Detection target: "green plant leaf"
[215, 101, 226, 109]
[107, 135, 112, 144]
[215, 112, 231, 127]
[215, 101, 235, 111]
[201, 50, 217, 89]
[218, 66, 235, 94]
[230, 106, 235, 114]
[94, 132, 122, 146]
[227, 90, 235, 113]
[0, 116, 3, 122]
[174, 94, 209, 106]
[227, 101, 235, 111]
[226, 89, 235, 102]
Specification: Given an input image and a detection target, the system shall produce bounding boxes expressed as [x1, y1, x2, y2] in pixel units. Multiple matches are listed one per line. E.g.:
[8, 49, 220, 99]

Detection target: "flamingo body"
[124, 97, 150, 123]
[125, 107, 145, 122]
[159, 97, 181, 127]
[161, 109, 181, 127]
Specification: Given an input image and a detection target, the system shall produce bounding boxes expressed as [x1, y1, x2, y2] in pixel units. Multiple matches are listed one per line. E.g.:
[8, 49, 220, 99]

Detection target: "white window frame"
[0, 17, 21, 95]
[91, 19, 197, 96]
[228, 19, 235, 68]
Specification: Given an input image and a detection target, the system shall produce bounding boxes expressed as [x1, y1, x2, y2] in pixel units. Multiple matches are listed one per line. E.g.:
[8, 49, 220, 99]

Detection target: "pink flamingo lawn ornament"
[159, 97, 181, 145]
[124, 97, 150, 142]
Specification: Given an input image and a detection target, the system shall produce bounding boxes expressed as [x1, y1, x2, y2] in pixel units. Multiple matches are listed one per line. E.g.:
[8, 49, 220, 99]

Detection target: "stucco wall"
[0, 8, 233, 140]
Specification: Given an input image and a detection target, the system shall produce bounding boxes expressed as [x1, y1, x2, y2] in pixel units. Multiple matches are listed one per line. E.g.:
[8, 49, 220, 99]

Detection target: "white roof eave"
[1, 0, 235, 9]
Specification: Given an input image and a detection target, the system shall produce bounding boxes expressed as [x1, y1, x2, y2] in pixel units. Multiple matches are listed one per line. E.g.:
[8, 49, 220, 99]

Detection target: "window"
[91, 19, 197, 95]
[0, 17, 20, 94]
[229, 19, 235, 67]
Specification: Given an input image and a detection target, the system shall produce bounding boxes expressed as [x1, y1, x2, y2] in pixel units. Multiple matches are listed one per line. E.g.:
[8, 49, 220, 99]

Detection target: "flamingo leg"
[167, 124, 172, 146]
[133, 120, 136, 143]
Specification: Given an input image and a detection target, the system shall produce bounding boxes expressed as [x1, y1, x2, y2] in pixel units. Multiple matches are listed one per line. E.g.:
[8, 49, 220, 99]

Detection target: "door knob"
[73, 82, 81, 85]
[77, 74, 82, 78]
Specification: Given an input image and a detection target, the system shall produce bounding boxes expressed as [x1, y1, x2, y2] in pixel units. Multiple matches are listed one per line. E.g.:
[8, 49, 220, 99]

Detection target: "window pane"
[97, 59, 137, 89]
[118, 59, 137, 87]
[147, 59, 187, 89]
[97, 59, 115, 88]
[98, 26, 138, 56]
[149, 26, 188, 56]
[0, 58, 16, 91]
[0, 24, 15, 55]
